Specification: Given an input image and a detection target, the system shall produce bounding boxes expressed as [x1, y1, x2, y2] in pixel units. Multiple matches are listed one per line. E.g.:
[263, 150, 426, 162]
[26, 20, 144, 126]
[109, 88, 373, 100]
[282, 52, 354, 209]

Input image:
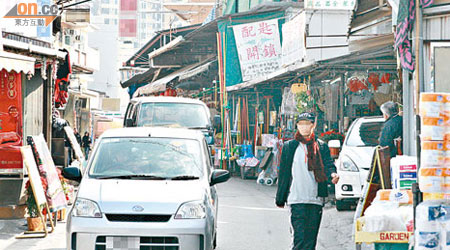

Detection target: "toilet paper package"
[421, 141, 447, 166]
[419, 167, 446, 193]
[391, 156, 418, 190]
[422, 117, 449, 141]
[420, 93, 448, 118]
[416, 201, 450, 250]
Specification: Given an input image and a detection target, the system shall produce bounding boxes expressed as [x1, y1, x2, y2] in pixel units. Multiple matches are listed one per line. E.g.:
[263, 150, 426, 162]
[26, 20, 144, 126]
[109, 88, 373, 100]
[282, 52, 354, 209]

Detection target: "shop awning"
[227, 44, 396, 92]
[133, 58, 215, 97]
[120, 68, 160, 88]
[0, 51, 36, 74]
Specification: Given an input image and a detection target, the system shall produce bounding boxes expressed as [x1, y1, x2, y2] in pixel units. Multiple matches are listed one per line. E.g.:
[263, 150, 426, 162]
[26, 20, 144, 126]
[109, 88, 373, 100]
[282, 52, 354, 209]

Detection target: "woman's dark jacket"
[275, 139, 337, 207]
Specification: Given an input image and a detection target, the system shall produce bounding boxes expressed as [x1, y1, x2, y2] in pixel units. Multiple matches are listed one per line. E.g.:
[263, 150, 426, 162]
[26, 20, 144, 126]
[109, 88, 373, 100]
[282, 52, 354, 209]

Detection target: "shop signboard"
[0, 69, 23, 172]
[305, 0, 356, 10]
[282, 13, 306, 67]
[30, 135, 67, 212]
[233, 19, 282, 82]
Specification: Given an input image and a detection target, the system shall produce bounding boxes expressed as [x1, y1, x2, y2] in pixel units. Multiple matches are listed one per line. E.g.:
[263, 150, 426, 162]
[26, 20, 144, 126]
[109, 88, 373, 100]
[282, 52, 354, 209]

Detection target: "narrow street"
[1, 177, 356, 250]
[216, 178, 355, 250]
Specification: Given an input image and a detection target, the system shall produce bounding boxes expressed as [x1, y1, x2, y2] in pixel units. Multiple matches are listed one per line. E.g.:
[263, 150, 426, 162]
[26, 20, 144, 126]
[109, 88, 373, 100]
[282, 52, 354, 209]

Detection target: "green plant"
[295, 91, 315, 114]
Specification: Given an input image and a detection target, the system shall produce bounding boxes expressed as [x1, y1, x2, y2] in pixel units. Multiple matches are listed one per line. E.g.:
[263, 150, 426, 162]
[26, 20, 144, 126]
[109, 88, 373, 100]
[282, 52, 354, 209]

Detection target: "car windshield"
[89, 137, 204, 179]
[137, 103, 209, 128]
[345, 121, 384, 147]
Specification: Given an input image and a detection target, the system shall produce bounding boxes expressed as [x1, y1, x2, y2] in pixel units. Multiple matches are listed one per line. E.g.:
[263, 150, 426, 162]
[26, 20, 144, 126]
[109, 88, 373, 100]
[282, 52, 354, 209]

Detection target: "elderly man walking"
[276, 112, 339, 250]
[379, 101, 403, 157]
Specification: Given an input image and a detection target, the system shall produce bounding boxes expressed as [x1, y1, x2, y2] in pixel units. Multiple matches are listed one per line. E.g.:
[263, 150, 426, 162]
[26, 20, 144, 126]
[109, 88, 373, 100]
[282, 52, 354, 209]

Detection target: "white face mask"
[297, 122, 314, 137]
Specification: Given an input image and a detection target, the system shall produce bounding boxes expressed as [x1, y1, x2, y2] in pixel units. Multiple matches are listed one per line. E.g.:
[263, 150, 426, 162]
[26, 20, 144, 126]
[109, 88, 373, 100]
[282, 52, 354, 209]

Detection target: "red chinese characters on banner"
[0, 69, 23, 171]
[233, 19, 282, 81]
[241, 26, 256, 38]
[247, 46, 259, 60]
[258, 22, 273, 35]
[263, 44, 277, 58]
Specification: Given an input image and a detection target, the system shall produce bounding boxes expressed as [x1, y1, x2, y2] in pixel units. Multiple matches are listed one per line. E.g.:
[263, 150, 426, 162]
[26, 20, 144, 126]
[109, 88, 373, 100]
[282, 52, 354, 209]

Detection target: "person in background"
[82, 132, 92, 160]
[379, 101, 403, 157]
[276, 112, 339, 250]
[74, 128, 82, 146]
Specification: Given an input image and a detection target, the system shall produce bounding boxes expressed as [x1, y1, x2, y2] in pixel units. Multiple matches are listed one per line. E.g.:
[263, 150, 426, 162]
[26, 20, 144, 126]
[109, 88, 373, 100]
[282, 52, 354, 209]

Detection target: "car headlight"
[72, 198, 102, 218]
[339, 155, 359, 172]
[175, 200, 206, 219]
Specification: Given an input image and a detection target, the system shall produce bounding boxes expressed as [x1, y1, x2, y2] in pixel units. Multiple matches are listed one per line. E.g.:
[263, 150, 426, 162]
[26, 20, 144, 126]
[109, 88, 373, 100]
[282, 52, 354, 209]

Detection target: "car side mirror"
[210, 169, 230, 186]
[125, 118, 134, 127]
[212, 115, 221, 132]
[328, 140, 341, 148]
[63, 167, 82, 182]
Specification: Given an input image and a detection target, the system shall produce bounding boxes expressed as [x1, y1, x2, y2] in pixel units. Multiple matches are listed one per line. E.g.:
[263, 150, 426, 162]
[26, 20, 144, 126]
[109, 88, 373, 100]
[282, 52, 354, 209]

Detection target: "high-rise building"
[89, 0, 170, 111]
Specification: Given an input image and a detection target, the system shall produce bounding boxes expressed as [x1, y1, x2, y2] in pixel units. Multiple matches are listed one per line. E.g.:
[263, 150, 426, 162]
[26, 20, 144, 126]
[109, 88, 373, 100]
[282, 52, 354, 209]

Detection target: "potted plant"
[319, 130, 345, 157]
[24, 177, 47, 231]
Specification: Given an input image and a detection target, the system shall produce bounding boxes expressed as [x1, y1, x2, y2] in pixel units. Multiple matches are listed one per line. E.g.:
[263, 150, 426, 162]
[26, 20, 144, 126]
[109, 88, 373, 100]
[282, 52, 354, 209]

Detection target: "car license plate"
[106, 236, 139, 250]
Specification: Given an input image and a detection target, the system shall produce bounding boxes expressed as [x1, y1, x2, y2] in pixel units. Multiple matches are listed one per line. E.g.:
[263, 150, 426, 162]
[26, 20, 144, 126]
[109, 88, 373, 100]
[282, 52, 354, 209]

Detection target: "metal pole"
[339, 74, 345, 133]
[415, 0, 424, 114]
[402, 70, 417, 156]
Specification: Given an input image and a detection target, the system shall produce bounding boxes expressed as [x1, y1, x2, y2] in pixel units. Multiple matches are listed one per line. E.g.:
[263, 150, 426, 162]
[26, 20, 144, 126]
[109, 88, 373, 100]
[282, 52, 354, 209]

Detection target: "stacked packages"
[361, 189, 414, 232]
[415, 93, 450, 250]
[415, 200, 450, 250]
[419, 93, 450, 198]
[391, 156, 418, 190]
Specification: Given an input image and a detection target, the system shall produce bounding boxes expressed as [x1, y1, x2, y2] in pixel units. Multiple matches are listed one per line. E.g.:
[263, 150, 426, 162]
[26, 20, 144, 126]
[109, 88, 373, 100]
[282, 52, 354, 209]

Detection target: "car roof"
[354, 116, 385, 123]
[131, 96, 207, 106]
[99, 127, 205, 141]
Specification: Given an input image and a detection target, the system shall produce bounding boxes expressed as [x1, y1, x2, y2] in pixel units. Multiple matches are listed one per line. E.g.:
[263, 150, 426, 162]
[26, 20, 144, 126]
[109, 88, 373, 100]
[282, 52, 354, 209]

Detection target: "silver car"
[63, 127, 230, 250]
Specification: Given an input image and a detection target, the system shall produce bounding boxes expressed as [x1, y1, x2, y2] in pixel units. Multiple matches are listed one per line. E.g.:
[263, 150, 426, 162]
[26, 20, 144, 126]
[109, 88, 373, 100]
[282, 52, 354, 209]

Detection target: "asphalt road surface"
[1, 177, 358, 250]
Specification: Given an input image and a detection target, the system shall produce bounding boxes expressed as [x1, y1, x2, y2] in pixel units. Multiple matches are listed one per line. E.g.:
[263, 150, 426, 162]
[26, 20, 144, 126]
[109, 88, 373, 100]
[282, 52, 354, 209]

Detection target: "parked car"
[123, 96, 217, 144]
[63, 127, 230, 250]
[335, 116, 385, 211]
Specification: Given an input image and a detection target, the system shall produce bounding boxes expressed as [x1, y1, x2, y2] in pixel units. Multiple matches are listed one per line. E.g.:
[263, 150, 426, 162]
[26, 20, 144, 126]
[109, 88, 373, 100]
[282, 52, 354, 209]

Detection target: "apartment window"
[141, 23, 146, 29]
[105, 18, 110, 24]
[115, 9, 118, 14]
[141, 13, 146, 18]
[142, 2, 147, 9]
[101, 8, 110, 14]
[114, 19, 118, 25]
[115, 0, 118, 4]
[101, 0, 109, 3]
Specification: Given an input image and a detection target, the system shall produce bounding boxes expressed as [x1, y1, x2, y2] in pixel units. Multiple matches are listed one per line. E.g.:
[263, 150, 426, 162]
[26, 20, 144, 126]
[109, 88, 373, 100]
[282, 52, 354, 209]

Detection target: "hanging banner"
[282, 13, 306, 67]
[305, 0, 356, 10]
[232, 19, 282, 82]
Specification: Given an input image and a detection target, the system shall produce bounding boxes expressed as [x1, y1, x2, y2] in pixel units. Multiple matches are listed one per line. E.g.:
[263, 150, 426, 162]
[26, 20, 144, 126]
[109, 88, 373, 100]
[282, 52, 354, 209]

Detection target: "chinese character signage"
[305, 0, 356, 10]
[232, 19, 282, 82]
[282, 13, 306, 67]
